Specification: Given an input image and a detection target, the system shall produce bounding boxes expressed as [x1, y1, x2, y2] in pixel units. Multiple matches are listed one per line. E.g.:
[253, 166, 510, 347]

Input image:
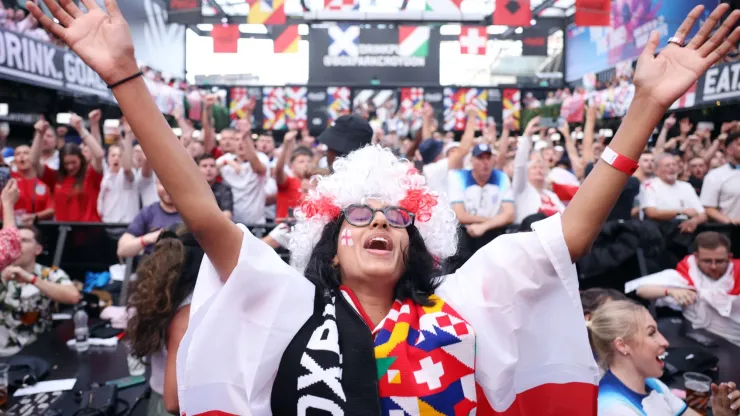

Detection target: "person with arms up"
[512, 116, 565, 223]
[641, 153, 707, 234]
[590, 300, 739, 415]
[98, 118, 138, 223]
[29, 0, 738, 414]
[116, 180, 182, 258]
[32, 113, 105, 222]
[215, 118, 269, 225]
[274, 124, 313, 222]
[627, 231, 740, 346]
[0, 225, 80, 356]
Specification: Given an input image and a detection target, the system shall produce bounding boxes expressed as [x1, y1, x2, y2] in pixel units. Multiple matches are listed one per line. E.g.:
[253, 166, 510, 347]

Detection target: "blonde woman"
[589, 300, 740, 415]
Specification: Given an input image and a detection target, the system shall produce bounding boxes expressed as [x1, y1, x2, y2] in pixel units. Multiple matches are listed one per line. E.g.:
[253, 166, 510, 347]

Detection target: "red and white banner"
[459, 27, 487, 55]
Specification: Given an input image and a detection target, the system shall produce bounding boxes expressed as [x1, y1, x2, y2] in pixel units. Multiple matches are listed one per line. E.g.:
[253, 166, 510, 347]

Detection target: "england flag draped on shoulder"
[626, 256, 740, 346]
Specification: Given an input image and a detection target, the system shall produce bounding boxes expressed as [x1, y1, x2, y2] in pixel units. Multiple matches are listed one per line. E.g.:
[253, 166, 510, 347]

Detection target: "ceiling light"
[440, 24, 461, 36]
[239, 24, 268, 34]
[298, 24, 309, 35]
[530, 19, 537, 25]
[197, 24, 213, 31]
[515, 27, 523, 34]
[487, 25, 507, 35]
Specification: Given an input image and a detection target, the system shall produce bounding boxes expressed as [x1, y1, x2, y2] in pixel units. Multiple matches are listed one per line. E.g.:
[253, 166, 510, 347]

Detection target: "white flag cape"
[625, 255, 740, 346]
[176, 215, 600, 415]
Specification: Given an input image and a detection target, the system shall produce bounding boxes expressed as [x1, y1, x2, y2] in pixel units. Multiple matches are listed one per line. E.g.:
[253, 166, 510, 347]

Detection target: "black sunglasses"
[342, 204, 414, 228]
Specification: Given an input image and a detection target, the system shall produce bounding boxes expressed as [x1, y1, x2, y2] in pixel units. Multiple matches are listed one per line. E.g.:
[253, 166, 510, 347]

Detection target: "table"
[659, 317, 740, 387]
[5, 320, 149, 415]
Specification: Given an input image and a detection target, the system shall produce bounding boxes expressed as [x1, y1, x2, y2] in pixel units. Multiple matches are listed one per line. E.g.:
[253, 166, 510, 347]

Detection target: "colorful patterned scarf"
[271, 286, 477, 415]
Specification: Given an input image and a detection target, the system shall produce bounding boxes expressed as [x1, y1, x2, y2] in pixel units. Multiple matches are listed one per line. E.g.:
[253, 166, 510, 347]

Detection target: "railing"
[32, 221, 287, 306]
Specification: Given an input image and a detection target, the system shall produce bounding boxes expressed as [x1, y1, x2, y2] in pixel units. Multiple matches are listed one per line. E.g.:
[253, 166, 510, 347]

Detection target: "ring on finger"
[668, 36, 685, 47]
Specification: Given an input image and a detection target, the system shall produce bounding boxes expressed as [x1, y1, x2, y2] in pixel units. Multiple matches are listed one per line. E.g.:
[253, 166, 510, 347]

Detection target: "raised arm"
[201, 96, 217, 154]
[120, 121, 135, 182]
[29, 119, 47, 177]
[448, 107, 477, 170]
[275, 129, 297, 186]
[512, 117, 540, 196]
[88, 109, 103, 145]
[561, 4, 740, 262]
[70, 113, 104, 172]
[28, 0, 242, 281]
[582, 105, 597, 164]
[653, 113, 676, 155]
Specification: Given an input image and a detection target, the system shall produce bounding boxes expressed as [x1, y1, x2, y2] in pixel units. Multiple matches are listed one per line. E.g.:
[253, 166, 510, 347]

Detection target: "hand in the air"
[0, 179, 19, 206]
[524, 116, 540, 137]
[27, 0, 138, 86]
[633, 4, 740, 108]
[88, 109, 102, 123]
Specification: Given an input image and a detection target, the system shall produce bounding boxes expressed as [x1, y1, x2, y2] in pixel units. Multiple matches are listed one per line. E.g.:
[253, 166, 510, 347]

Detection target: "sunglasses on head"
[342, 204, 414, 228]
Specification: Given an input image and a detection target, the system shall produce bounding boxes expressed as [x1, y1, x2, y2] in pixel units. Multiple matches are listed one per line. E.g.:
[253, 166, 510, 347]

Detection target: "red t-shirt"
[41, 166, 103, 222]
[10, 172, 53, 215]
[276, 176, 302, 220]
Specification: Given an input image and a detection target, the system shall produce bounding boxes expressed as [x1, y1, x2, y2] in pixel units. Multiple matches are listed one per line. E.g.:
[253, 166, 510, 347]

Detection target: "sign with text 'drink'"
[0, 28, 114, 102]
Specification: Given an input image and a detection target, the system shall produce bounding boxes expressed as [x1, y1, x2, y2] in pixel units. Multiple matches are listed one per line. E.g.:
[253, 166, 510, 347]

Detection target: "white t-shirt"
[137, 170, 160, 208]
[640, 177, 704, 214]
[448, 168, 514, 218]
[220, 153, 270, 225]
[97, 169, 140, 223]
[422, 158, 449, 196]
[41, 150, 59, 171]
[700, 163, 740, 220]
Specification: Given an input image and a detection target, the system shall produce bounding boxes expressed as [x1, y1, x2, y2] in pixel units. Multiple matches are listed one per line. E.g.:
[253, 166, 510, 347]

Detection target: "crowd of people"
[0, 0, 737, 414]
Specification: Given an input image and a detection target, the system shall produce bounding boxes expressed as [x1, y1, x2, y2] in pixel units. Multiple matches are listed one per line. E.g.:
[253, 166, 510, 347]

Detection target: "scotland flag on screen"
[328, 24, 360, 57]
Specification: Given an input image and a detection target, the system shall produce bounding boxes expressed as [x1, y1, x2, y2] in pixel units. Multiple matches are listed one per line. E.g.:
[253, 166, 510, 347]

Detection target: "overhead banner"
[696, 61, 740, 105]
[262, 87, 307, 130]
[0, 28, 114, 102]
[306, 87, 351, 129]
[565, 0, 717, 81]
[308, 24, 440, 85]
[443, 88, 487, 131]
[168, 0, 202, 24]
[118, 0, 186, 78]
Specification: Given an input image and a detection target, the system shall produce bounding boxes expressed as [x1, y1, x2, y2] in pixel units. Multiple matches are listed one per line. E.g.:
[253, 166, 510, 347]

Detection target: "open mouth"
[364, 235, 393, 252]
[657, 352, 666, 367]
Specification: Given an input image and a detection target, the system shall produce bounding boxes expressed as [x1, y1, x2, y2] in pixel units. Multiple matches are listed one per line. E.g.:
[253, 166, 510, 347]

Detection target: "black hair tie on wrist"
[107, 71, 144, 89]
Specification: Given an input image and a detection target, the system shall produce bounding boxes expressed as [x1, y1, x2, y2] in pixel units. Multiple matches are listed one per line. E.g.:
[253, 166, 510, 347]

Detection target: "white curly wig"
[288, 145, 458, 272]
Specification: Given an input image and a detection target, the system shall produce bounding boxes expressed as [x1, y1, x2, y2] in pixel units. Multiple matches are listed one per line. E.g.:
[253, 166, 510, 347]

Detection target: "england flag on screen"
[328, 24, 360, 56]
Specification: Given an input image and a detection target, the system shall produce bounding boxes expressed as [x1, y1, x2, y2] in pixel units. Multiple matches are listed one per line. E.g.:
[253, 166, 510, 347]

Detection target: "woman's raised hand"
[634, 4, 739, 108]
[26, 0, 138, 85]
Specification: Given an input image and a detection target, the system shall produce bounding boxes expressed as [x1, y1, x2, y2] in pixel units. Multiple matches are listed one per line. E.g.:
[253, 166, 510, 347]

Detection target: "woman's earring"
[332, 261, 339, 269]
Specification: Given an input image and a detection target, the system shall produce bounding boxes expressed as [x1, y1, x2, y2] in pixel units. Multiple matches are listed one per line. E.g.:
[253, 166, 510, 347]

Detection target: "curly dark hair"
[304, 215, 441, 306]
[127, 225, 203, 358]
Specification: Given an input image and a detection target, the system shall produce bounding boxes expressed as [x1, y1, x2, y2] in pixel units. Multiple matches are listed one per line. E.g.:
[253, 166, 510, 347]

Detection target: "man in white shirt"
[98, 135, 139, 223]
[218, 123, 269, 225]
[641, 153, 707, 233]
[32, 120, 59, 171]
[700, 132, 740, 225]
[628, 232, 740, 346]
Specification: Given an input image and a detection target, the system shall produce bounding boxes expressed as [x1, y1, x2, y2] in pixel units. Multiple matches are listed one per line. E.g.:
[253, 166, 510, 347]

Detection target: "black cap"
[726, 131, 740, 148]
[317, 115, 373, 156]
[418, 139, 444, 165]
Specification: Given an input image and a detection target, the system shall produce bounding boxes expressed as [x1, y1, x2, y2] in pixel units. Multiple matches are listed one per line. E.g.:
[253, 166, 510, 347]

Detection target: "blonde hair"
[587, 300, 648, 369]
